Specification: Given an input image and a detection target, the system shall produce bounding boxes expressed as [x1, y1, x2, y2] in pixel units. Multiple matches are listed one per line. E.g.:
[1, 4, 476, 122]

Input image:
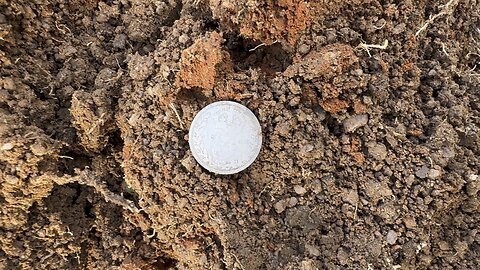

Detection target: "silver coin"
[188, 101, 262, 174]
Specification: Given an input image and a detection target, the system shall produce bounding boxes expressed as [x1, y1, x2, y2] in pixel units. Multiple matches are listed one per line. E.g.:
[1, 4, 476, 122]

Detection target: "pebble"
[336, 247, 349, 265]
[311, 179, 322, 194]
[178, 34, 190, 44]
[298, 44, 311, 55]
[466, 174, 479, 196]
[5, 175, 19, 185]
[438, 241, 450, 251]
[301, 259, 317, 270]
[1, 142, 14, 150]
[274, 200, 287, 213]
[392, 23, 406, 34]
[363, 96, 373, 105]
[428, 169, 441, 179]
[367, 142, 387, 161]
[343, 114, 368, 133]
[404, 216, 417, 229]
[341, 189, 359, 205]
[3, 77, 16, 90]
[300, 144, 314, 153]
[405, 174, 415, 186]
[304, 244, 320, 256]
[30, 142, 48, 156]
[294, 185, 307, 195]
[113, 33, 127, 49]
[415, 165, 429, 179]
[181, 155, 196, 171]
[288, 197, 298, 207]
[386, 230, 398, 244]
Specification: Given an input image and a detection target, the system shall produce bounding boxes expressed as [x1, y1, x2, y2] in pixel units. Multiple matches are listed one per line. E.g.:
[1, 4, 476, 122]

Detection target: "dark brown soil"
[1, 0, 479, 269]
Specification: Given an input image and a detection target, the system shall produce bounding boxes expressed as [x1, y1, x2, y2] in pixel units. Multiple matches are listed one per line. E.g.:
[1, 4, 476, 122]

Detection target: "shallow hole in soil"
[381, 112, 399, 127]
[153, 256, 178, 270]
[44, 183, 95, 236]
[165, 0, 183, 27]
[57, 151, 92, 175]
[176, 87, 209, 103]
[324, 115, 343, 136]
[223, 32, 292, 74]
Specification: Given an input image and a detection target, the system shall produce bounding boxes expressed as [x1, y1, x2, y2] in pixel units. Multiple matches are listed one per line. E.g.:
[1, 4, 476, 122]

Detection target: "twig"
[231, 253, 245, 270]
[373, 21, 386, 30]
[441, 42, 449, 56]
[357, 40, 389, 57]
[415, 0, 459, 37]
[169, 103, 185, 129]
[146, 228, 156, 238]
[53, 169, 141, 213]
[249, 40, 278, 51]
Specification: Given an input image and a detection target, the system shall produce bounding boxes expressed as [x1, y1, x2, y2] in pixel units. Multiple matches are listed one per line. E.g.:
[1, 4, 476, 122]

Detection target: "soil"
[0, 0, 479, 269]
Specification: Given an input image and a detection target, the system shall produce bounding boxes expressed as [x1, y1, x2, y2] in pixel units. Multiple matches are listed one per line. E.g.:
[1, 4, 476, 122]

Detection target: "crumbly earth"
[0, 0, 479, 269]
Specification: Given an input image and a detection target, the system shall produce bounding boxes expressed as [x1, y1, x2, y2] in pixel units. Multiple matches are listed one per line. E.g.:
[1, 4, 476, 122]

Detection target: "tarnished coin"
[188, 101, 262, 174]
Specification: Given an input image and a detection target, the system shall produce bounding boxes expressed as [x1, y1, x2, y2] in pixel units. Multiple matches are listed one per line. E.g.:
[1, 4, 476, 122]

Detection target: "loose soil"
[1, 0, 479, 269]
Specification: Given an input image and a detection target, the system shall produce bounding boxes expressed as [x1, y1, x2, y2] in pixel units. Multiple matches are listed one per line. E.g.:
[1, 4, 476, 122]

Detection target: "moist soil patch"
[1, 0, 479, 269]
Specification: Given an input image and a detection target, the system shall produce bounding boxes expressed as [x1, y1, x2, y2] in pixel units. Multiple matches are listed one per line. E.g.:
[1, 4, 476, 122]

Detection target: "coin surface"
[188, 101, 262, 174]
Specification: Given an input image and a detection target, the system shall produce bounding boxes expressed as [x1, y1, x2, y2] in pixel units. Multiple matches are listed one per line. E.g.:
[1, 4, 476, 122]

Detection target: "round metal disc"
[188, 101, 262, 174]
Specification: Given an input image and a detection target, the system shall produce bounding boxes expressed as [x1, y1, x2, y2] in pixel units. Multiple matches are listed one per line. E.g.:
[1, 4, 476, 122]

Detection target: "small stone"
[113, 33, 127, 49]
[341, 189, 359, 205]
[288, 197, 298, 207]
[392, 23, 406, 34]
[367, 142, 387, 161]
[363, 96, 373, 105]
[415, 165, 429, 179]
[181, 155, 196, 171]
[311, 179, 322, 194]
[30, 142, 48, 156]
[428, 169, 441, 179]
[2, 77, 16, 90]
[178, 34, 190, 44]
[305, 243, 321, 256]
[404, 216, 417, 229]
[300, 144, 314, 153]
[336, 247, 349, 265]
[274, 200, 287, 213]
[5, 175, 19, 185]
[386, 230, 398, 244]
[1, 142, 14, 150]
[298, 44, 311, 55]
[294, 185, 307, 195]
[438, 241, 450, 251]
[300, 259, 317, 270]
[405, 174, 415, 186]
[343, 114, 368, 133]
[466, 175, 479, 196]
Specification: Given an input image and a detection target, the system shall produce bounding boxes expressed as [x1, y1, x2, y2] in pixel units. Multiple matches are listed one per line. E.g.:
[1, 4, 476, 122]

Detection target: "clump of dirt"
[175, 31, 232, 96]
[1, 0, 479, 269]
[284, 43, 367, 113]
[210, 0, 311, 45]
[70, 89, 116, 152]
